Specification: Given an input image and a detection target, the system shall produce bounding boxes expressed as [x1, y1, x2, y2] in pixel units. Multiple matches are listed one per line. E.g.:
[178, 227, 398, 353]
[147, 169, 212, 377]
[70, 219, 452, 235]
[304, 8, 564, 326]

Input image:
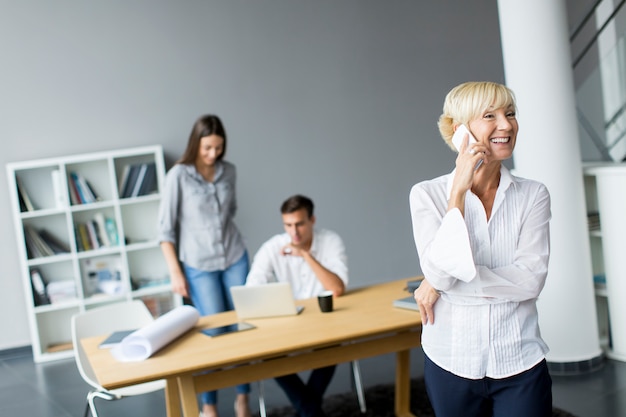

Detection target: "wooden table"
[82, 278, 423, 417]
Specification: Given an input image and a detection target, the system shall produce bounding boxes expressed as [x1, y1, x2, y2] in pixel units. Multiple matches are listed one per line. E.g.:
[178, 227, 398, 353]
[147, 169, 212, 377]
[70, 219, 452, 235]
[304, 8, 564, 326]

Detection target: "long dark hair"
[177, 114, 227, 164]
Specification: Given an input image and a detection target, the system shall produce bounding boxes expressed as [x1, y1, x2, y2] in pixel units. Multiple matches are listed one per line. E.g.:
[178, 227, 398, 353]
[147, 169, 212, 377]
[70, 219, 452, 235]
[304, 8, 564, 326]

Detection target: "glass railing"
[575, 2, 626, 162]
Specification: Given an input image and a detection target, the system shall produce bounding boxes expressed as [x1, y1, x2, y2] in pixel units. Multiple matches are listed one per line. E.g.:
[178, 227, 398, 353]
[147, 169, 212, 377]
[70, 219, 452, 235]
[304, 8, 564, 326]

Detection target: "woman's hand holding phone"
[452, 125, 484, 171]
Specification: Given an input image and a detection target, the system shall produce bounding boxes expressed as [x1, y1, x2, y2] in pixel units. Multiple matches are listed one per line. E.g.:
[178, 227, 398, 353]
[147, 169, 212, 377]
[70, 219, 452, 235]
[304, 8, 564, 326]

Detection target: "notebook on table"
[392, 296, 419, 311]
[230, 282, 304, 319]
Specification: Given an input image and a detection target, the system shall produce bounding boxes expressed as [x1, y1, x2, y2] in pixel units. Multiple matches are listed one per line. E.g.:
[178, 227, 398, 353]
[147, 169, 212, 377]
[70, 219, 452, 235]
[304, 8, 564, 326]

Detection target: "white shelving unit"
[6, 145, 180, 362]
[583, 162, 626, 362]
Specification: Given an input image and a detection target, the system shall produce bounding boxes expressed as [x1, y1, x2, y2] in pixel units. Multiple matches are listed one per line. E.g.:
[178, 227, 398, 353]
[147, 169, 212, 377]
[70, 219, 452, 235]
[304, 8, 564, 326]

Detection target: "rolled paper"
[111, 305, 199, 362]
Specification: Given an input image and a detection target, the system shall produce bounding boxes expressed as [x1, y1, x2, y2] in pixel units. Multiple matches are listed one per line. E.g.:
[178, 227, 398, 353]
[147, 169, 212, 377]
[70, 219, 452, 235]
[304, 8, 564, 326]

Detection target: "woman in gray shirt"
[158, 114, 251, 417]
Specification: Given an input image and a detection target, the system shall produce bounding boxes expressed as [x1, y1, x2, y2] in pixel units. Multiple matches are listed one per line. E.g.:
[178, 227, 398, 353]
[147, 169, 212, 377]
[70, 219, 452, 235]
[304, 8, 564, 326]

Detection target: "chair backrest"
[71, 300, 155, 390]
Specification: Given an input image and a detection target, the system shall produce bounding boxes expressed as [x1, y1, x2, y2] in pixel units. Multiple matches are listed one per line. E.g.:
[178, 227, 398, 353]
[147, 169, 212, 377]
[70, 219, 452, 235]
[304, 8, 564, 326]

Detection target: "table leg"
[165, 378, 182, 417]
[395, 349, 417, 417]
[177, 375, 200, 417]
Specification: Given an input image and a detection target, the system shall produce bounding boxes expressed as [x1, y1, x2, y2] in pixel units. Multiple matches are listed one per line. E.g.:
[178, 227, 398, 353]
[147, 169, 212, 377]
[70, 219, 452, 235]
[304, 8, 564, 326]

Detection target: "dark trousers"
[274, 365, 336, 417]
[424, 355, 552, 417]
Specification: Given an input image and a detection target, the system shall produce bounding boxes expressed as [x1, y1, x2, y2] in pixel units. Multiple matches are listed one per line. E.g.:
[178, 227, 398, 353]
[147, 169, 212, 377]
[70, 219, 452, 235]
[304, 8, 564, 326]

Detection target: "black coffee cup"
[317, 290, 333, 313]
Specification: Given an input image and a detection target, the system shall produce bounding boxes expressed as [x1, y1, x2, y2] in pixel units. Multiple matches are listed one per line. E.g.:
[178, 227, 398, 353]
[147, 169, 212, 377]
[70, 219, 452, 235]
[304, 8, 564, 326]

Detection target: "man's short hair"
[280, 194, 314, 218]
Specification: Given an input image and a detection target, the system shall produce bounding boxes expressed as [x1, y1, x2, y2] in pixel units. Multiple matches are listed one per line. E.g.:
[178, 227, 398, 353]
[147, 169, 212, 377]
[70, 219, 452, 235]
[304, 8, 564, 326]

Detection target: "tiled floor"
[1, 346, 625, 417]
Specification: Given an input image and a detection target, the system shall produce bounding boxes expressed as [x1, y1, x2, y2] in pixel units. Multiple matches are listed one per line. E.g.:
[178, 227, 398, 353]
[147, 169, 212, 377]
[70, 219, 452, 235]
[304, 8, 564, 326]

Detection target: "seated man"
[246, 194, 348, 417]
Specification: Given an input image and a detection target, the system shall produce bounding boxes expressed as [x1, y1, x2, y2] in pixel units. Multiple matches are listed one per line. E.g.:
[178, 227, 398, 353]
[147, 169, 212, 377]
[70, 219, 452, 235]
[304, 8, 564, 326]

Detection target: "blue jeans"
[183, 252, 251, 406]
[424, 355, 552, 417]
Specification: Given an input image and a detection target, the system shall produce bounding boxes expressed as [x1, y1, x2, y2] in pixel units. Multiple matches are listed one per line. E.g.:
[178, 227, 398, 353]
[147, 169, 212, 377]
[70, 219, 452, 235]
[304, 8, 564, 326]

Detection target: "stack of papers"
[47, 281, 77, 304]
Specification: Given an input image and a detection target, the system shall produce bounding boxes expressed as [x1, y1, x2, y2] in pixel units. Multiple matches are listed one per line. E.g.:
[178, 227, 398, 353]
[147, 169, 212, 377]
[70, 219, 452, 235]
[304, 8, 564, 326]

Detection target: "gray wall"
[0, 1, 505, 350]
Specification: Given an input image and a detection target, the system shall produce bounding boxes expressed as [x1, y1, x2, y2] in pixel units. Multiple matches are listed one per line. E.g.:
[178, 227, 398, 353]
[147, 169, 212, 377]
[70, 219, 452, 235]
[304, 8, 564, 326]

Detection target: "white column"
[497, 0, 602, 362]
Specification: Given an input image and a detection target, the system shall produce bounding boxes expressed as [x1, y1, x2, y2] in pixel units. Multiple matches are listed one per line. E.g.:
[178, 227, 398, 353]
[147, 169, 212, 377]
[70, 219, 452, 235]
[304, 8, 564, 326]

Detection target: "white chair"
[71, 300, 166, 417]
[258, 360, 367, 417]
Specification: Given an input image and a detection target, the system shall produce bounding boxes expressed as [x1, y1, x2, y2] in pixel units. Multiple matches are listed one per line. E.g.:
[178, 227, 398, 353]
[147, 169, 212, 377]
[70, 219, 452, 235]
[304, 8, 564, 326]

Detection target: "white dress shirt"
[246, 228, 348, 299]
[409, 166, 551, 379]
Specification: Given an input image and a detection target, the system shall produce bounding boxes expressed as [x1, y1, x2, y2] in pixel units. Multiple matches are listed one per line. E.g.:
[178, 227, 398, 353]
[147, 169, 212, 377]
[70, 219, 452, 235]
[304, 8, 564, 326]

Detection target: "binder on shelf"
[30, 268, 50, 306]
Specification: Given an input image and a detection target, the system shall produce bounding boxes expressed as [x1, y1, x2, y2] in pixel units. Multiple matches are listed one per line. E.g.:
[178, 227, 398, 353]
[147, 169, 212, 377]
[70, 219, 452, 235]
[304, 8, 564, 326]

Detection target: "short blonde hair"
[438, 81, 517, 151]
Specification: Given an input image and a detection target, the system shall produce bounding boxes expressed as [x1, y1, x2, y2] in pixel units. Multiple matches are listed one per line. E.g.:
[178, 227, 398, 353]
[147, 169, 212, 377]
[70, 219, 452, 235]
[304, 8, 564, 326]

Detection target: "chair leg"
[87, 392, 99, 417]
[87, 390, 118, 417]
[351, 361, 367, 413]
[258, 380, 267, 417]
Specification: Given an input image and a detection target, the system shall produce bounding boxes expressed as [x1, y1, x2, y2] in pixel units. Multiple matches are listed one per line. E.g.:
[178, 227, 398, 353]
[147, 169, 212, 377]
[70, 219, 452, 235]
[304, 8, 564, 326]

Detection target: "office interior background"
[1, 0, 624, 399]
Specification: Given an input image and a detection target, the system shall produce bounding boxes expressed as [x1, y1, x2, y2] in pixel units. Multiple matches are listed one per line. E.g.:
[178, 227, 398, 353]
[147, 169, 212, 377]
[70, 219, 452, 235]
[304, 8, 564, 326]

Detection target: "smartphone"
[200, 322, 256, 338]
[451, 124, 477, 152]
[451, 124, 483, 170]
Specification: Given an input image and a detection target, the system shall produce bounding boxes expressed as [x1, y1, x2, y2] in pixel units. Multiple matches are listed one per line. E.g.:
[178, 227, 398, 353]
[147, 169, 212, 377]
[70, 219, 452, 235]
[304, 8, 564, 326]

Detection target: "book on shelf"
[138, 162, 157, 196]
[24, 226, 47, 258]
[118, 165, 132, 197]
[68, 174, 81, 205]
[85, 221, 101, 249]
[30, 268, 51, 306]
[51, 169, 67, 209]
[130, 163, 148, 198]
[83, 178, 100, 202]
[24, 226, 65, 258]
[76, 223, 91, 251]
[38, 229, 70, 254]
[121, 164, 141, 198]
[93, 212, 111, 247]
[69, 172, 100, 204]
[120, 162, 157, 198]
[16, 176, 35, 212]
[75, 214, 118, 252]
[69, 172, 88, 204]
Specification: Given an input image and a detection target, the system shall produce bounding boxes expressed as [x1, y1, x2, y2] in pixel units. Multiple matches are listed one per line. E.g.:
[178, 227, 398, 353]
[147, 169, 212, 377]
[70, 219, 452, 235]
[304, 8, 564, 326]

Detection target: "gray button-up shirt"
[157, 161, 246, 271]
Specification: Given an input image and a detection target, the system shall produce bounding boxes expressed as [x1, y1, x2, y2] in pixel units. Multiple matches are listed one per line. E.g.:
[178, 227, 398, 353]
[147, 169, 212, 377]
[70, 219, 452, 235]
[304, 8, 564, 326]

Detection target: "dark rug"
[264, 378, 577, 417]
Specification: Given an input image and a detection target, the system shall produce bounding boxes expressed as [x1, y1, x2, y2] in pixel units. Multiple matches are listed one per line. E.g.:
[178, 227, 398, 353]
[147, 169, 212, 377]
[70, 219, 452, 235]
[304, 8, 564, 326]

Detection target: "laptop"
[230, 282, 304, 319]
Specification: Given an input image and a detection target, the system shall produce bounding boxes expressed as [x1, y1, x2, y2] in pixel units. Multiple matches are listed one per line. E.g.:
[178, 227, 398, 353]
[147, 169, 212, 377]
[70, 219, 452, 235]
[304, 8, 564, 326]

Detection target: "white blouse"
[409, 166, 551, 379]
